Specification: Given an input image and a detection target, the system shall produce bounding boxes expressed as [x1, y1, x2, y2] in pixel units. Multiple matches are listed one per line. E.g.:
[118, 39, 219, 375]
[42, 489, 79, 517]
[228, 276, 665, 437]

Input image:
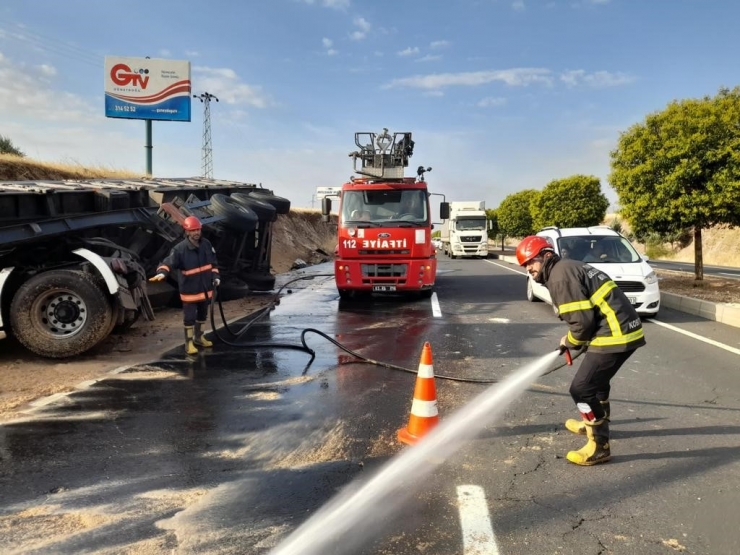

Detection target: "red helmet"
[182, 216, 202, 231]
[516, 236, 554, 266]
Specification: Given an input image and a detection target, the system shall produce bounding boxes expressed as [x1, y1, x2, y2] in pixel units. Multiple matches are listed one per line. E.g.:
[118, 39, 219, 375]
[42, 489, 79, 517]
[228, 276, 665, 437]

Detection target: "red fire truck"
[322, 129, 448, 299]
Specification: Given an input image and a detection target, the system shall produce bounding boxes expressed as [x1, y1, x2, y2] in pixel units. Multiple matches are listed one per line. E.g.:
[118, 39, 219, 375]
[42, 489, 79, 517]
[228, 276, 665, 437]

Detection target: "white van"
[527, 226, 660, 317]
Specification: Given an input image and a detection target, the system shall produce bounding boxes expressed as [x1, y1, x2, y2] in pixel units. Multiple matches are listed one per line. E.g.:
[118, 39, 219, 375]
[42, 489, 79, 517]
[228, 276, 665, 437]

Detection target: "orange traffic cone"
[397, 342, 439, 445]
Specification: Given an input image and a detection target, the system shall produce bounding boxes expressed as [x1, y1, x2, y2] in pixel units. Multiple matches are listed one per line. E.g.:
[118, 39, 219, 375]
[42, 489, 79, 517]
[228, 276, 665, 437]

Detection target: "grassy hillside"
[0, 153, 143, 181]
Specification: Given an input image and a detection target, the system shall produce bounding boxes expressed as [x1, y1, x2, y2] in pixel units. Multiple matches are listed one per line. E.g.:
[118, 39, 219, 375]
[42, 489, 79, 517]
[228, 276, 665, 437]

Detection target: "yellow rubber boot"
[194, 321, 213, 348]
[566, 419, 611, 466]
[565, 400, 610, 435]
[184, 326, 198, 356]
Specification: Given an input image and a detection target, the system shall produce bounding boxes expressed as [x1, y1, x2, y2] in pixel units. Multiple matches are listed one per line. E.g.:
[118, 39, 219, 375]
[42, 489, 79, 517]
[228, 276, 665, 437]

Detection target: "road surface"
[1, 258, 739, 554]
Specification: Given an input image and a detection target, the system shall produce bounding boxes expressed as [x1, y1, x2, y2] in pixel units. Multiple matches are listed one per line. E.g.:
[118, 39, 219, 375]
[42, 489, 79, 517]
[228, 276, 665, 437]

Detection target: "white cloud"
[158, 49, 172, 57]
[298, 0, 350, 8]
[322, 38, 337, 55]
[477, 96, 507, 108]
[430, 40, 450, 50]
[423, 90, 444, 98]
[185, 50, 200, 57]
[351, 17, 371, 40]
[0, 53, 91, 123]
[397, 47, 419, 57]
[416, 55, 441, 63]
[384, 68, 553, 90]
[512, 0, 526, 11]
[192, 66, 270, 107]
[37, 63, 57, 77]
[560, 69, 635, 88]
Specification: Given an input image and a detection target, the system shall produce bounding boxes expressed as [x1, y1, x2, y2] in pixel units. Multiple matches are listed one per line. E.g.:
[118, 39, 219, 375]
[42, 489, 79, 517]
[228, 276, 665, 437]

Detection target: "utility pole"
[193, 92, 219, 179]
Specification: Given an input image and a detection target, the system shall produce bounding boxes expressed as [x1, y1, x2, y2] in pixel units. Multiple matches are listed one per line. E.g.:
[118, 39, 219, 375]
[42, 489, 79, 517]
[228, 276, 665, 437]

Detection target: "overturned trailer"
[0, 177, 290, 358]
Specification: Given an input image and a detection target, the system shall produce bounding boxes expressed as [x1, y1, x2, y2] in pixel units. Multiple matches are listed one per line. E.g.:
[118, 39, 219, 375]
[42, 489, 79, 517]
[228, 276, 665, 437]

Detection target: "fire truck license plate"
[628, 296, 637, 305]
[373, 285, 396, 292]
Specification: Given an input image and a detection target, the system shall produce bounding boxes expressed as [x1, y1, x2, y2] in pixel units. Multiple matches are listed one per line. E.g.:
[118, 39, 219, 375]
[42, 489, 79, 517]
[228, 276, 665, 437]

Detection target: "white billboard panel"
[104, 56, 191, 121]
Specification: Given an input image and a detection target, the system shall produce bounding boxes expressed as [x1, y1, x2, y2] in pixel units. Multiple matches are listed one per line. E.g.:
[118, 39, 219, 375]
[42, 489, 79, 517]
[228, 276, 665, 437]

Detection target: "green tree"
[0, 135, 25, 157]
[531, 175, 609, 229]
[485, 208, 499, 241]
[609, 87, 740, 280]
[497, 189, 539, 244]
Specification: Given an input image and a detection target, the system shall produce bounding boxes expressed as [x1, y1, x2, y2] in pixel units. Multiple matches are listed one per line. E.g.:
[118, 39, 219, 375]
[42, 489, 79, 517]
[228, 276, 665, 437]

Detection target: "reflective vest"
[157, 238, 219, 303]
[544, 258, 646, 353]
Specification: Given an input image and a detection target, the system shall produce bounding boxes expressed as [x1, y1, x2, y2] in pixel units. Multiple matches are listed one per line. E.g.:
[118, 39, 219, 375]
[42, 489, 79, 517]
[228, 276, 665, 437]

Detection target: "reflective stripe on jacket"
[156, 238, 219, 303]
[544, 258, 646, 353]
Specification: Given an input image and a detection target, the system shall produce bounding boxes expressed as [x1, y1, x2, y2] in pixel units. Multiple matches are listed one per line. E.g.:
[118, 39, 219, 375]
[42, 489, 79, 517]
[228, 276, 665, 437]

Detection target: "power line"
[193, 92, 219, 179]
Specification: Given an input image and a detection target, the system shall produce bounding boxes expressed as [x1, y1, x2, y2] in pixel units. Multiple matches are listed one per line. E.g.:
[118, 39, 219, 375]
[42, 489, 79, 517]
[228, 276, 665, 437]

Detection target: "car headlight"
[645, 271, 658, 284]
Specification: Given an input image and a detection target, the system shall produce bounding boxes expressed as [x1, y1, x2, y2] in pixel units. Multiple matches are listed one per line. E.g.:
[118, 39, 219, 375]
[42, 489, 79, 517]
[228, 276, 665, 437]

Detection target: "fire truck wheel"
[245, 190, 291, 215]
[419, 289, 433, 299]
[210, 194, 259, 232]
[338, 289, 352, 300]
[230, 193, 277, 222]
[10, 270, 115, 358]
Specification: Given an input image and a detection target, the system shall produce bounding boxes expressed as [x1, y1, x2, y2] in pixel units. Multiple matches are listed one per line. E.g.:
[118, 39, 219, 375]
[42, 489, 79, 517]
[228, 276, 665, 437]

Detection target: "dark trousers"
[569, 350, 636, 420]
[183, 301, 209, 326]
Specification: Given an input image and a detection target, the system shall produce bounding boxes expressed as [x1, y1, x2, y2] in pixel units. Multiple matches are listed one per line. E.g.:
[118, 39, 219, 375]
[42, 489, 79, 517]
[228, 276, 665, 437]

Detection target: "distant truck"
[321, 128, 447, 299]
[439, 201, 489, 259]
[0, 178, 290, 358]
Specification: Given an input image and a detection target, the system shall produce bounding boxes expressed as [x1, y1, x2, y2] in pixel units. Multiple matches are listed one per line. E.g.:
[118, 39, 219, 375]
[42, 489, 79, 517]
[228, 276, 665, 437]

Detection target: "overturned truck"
[0, 177, 290, 358]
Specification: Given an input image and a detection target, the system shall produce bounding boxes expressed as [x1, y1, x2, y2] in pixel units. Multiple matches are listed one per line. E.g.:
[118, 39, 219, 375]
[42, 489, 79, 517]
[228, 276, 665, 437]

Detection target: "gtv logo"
[110, 64, 150, 88]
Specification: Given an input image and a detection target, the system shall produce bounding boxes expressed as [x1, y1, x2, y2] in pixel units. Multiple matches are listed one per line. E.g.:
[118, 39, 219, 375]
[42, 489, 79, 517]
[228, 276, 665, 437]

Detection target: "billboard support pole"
[145, 120, 153, 176]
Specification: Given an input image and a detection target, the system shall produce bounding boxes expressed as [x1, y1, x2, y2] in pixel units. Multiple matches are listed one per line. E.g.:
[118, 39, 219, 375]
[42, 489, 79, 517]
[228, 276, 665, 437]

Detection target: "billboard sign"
[105, 57, 191, 121]
[316, 186, 342, 198]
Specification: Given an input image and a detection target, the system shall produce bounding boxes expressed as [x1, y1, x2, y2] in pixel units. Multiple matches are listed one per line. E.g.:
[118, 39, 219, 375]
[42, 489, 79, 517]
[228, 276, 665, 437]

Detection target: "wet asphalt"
[1, 259, 740, 554]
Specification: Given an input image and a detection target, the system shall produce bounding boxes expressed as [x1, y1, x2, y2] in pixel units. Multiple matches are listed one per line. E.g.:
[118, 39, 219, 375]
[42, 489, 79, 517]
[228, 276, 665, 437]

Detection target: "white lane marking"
[431, 292, 442, 318]
[457, 485, 500, 555]
[484, 259, 526, 275]
[488, 317, 511, 323]
[648, 319, 740, 356]
[719, 272, 740, 277]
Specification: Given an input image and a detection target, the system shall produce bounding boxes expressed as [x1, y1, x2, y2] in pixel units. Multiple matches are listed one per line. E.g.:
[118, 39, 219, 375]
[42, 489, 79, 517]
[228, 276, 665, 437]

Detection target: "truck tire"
[230, 192, 277, 222]
[210, 193, 259, 232]
[245, 190, 291, 215]
[10, 270, 115, 358]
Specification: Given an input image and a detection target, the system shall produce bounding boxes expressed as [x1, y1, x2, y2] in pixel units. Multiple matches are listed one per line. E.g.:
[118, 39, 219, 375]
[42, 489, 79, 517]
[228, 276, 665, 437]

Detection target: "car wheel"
[526, 277, 542, 302]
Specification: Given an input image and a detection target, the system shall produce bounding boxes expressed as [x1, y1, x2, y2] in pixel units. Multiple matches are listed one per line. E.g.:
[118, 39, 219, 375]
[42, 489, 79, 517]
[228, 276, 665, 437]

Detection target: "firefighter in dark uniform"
[516, 235, 646, 466]
[150, 216, 220, 355]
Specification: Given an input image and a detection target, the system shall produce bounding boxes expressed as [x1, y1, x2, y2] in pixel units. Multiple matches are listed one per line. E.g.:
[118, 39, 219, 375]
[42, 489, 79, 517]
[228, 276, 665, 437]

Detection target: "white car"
[527, 226, 660, 317]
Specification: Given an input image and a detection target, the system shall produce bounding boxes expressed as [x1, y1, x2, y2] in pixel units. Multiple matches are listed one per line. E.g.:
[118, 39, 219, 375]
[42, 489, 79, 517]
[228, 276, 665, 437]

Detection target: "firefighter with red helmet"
[150, 216, 220, 355]
[516, 235, 646, 466]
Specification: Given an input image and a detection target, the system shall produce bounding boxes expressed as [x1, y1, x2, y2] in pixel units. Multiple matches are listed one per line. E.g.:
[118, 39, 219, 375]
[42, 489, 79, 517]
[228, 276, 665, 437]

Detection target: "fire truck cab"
[322, 129, 448, 299]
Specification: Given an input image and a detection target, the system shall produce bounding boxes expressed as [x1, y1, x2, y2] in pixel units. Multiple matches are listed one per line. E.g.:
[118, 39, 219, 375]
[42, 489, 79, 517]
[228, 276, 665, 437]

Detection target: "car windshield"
[341, 189, 428, 225]
[557, 235, 641, 263]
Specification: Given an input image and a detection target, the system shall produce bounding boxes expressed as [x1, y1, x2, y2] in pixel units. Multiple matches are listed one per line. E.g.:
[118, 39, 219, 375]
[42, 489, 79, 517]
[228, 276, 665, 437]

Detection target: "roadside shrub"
[0, 135, 25, 157]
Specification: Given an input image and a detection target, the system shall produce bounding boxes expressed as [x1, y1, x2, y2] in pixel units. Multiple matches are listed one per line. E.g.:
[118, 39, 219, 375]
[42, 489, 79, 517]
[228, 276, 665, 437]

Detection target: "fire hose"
[208, 275, 583, 383]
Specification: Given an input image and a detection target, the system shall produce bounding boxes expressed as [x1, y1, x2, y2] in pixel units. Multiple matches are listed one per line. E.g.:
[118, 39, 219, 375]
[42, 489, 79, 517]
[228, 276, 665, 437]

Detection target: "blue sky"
[1, 0, 738, 211]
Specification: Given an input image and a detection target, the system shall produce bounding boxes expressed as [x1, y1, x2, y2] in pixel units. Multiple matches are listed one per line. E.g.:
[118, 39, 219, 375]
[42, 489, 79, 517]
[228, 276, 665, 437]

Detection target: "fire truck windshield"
[342, 189, 428, 225]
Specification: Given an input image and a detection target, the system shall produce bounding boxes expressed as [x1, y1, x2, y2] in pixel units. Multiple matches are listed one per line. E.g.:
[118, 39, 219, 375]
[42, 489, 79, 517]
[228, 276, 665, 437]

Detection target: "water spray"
[269, 350, 562, 555]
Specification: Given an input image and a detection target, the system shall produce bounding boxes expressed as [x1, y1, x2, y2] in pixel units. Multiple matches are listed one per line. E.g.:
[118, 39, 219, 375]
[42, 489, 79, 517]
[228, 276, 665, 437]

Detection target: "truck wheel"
[419, 289, 433, 299]
[246, 190, 291, 215]
[231, 193, 277, 222]
[338, 289, 352, 300]
[210, 193, 259, 232]
[10, 270, 115, 358]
